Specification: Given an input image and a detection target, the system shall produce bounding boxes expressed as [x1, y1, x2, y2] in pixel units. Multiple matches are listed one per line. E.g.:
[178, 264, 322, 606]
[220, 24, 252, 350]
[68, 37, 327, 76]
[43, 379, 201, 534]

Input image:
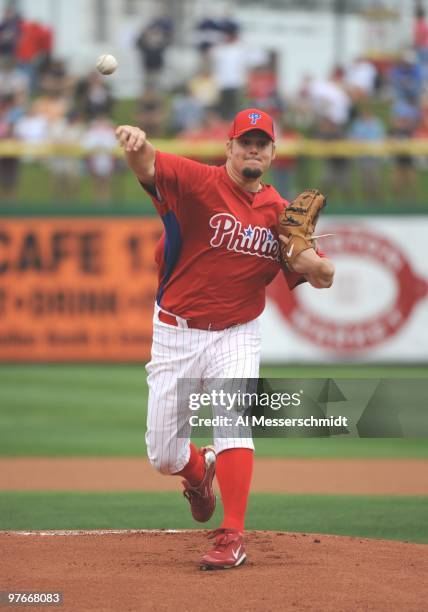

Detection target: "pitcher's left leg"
[201, 319, 261, 569]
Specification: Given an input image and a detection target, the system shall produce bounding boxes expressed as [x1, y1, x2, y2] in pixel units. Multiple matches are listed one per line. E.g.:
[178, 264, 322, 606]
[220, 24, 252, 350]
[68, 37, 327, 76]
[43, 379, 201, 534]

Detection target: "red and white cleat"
[200, 528, 246, 570]
[182, 446, 216, 523]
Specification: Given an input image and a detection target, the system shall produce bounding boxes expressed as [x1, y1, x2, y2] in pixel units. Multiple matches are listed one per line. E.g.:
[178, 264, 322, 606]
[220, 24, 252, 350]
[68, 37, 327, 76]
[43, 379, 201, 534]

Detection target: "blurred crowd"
[2, 3, 428, 205]
[0, 3, 120, 203]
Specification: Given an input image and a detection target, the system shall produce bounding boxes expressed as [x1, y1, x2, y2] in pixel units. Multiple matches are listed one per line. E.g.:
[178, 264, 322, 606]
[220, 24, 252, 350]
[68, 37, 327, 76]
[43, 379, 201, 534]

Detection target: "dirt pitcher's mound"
[1, 530, 427, 612]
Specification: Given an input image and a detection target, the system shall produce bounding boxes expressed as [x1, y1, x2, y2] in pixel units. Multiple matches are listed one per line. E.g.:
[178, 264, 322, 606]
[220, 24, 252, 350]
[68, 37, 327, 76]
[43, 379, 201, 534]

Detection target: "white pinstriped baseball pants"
[145, 304, 260, 475]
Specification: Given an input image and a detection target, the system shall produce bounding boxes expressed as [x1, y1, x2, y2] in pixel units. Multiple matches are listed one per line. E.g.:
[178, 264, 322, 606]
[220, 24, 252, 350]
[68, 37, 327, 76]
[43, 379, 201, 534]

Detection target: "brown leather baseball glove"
[278, 189, 326, 270]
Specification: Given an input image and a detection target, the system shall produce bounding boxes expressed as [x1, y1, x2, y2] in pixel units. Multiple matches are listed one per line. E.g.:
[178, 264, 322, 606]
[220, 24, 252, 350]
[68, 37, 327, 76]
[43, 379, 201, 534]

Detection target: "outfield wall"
[0, 216, 427, 363]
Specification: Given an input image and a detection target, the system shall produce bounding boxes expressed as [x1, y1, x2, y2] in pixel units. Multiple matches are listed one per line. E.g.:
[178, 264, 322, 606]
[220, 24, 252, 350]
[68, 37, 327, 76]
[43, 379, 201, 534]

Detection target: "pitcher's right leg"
[145, 312, 216, 521]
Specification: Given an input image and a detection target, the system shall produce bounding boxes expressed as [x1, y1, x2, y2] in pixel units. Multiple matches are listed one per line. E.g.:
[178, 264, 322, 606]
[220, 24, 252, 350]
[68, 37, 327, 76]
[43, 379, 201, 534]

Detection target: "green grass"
[0, 491, 426, 543]
[0, 365, 427, 458]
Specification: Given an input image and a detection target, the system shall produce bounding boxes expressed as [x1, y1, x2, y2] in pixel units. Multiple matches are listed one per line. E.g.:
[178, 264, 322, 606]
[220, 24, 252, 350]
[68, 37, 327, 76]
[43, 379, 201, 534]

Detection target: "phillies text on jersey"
[209, 213, 280, 261]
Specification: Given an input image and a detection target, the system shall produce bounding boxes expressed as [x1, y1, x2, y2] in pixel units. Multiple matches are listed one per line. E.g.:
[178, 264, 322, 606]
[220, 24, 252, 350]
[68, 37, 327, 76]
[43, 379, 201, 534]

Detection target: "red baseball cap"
[228, 108, 275, 141]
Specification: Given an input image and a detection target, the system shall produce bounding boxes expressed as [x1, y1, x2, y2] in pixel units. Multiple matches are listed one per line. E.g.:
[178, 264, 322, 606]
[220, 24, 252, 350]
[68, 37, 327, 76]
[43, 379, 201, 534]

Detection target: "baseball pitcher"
[116, 108, 334, 570]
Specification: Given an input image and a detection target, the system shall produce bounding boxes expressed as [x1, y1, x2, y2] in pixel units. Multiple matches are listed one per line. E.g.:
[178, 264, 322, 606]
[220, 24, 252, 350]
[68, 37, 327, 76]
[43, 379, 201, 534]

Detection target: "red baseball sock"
[216, 448, 254, 533]
[174, 443, 205, 486]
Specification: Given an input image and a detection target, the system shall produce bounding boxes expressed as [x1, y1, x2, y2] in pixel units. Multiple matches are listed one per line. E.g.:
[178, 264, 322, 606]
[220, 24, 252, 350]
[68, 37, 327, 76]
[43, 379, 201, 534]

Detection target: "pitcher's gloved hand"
[278, 189, 326, 270]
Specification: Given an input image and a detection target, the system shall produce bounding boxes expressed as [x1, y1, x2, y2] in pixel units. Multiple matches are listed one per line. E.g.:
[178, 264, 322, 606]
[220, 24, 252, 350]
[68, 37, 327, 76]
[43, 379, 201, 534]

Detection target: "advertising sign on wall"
[263, 217, 428, 362]
[0, 218, 162, 361]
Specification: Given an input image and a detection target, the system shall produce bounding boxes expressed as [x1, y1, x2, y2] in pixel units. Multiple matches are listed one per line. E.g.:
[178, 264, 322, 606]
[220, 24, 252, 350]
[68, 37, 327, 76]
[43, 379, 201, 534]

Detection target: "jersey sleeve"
[140, 151, 210, 217]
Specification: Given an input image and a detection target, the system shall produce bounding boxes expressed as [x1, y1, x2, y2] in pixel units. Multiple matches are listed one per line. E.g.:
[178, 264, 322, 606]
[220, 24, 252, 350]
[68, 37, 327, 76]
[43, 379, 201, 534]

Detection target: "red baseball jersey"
[143, 151, 303, 327]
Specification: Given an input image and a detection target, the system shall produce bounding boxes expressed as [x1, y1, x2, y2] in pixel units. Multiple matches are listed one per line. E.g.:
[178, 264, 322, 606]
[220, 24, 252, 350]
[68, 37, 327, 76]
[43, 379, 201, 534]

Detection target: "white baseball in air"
[96, 53, 118, 75]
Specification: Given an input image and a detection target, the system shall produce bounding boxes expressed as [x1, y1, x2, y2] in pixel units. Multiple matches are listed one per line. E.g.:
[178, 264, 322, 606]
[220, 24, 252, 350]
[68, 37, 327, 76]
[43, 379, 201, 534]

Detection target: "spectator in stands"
[0, 3, 21, 59]
[82, 114, 117, 204]
[0, 56, 29, 104]
[270, 116, 300, 200]
[314, 116, 352, 203]
[169, 84, 204, 135]
[136, 86, 166, 138]
[13, 103, 48, 194]
[31, 82, 69, 128]
[246, 51, 283, 117]
[348, 103, 386, 202]
[74, 70, 113, 121]
[194, 13, 239, 52]
[135, 18, 173, 91]
[389, 101, 420, 203]
[195, 16, 225, 52]
[14, 103, 48, 144]
[345, 57, 378, 101]
[210, 23, 248, 119]
[413, 98, 428, 138]
[148, 6, 174, 42]
[0, 93, 23, 201]
[47, 110, 84, 202]
[307, 68, 353, 203]
[308, 66, 352, 128]
[188, 65, 219, 111]
[413, 3, 428, 80]
[389, 50, 423, 105]
[39, 58, 74, 99]
[15, 19, 53, 94]
[290, 73, 317, 131]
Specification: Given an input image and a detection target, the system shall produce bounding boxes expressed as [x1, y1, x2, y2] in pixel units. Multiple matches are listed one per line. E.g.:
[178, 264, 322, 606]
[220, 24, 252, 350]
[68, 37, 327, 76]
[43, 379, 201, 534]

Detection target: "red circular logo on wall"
[268, 227, 428, 352]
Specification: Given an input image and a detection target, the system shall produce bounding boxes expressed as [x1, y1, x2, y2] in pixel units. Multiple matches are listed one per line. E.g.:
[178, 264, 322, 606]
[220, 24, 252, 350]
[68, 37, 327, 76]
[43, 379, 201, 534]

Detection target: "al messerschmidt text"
[189, 415, 349, 428]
